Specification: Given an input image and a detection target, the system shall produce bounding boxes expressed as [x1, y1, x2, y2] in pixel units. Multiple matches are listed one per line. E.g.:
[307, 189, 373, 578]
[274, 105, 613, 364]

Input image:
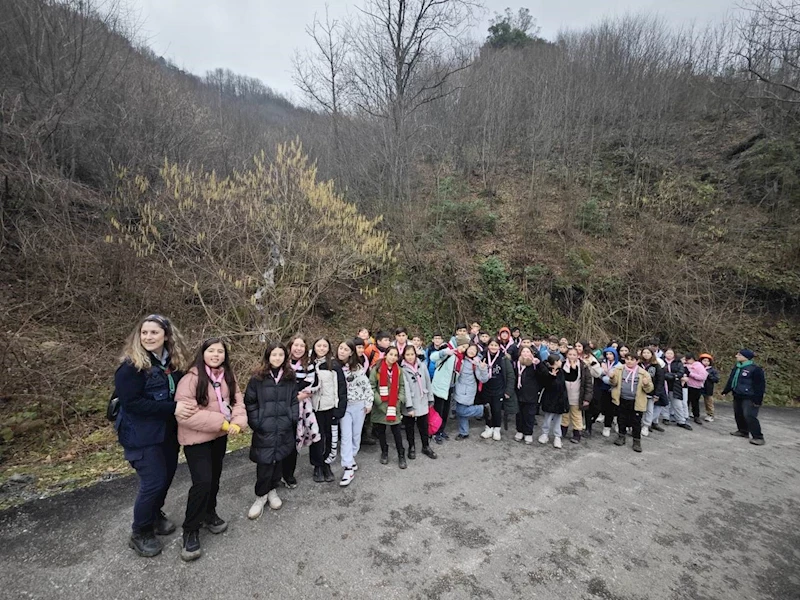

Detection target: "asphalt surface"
[1, 403, 798, 600]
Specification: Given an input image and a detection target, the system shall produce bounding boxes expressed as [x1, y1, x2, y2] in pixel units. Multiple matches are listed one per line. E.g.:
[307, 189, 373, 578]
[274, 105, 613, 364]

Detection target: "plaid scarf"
[379, 360, 400, 422]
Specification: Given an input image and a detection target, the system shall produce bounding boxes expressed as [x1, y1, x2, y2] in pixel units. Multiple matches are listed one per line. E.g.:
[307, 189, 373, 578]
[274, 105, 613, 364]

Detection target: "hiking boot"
[651, 423, 665, 432]
[181, 530, 202, 562]
[693, 416, 703, 425]
[677, 423, 693, 431]
[553, 437, 562, 449]
[380, 449, 389, 464]
[203, 513, 228, 534]
[480, 426, 493, 439]
[129, 530, 162, 557]
[313, 466, 324, 483]
[398, 450, 407, 469]
[641, 425, 650, 437]
[421, 446, 438, 459]
[154, 511, 176, 536]
[340, 468, 355, 487]
[407, 446, 416, 460]
[602, 427, 611, 438]
[492, 427, 501, 441]
[514, 432, 524, 442]
[614, 434, 626, 446]
[281, 476, 298, 489]
[323, 464, 334, 482]
[524, 435, 534, 445]
[632, 439, 642, 453]
[730, 430, 749, 437]
[570, 431, 581, 444]
[248, 495, 268, 520]
[750, 438, 766, 446]
[267, 489, 282, 510]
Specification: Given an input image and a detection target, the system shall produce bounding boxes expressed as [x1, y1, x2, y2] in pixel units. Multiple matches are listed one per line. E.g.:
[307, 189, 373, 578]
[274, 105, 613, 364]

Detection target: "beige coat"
[609, 365, 654, 412]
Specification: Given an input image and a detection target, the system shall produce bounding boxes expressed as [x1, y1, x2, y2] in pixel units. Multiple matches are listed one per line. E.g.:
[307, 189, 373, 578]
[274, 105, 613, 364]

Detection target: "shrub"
[576, 198, 609, 235]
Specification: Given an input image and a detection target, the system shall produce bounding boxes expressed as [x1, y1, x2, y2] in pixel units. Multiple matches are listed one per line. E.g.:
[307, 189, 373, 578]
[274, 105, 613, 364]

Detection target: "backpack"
[106, 390, 120, 422]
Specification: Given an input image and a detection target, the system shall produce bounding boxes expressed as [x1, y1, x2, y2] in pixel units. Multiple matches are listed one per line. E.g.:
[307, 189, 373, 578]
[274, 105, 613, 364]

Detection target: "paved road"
[1, 403, 798, 600]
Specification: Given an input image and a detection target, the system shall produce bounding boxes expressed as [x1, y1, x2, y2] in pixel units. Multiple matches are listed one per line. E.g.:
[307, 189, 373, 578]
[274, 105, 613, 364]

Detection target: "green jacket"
[369, 363, 406, 425]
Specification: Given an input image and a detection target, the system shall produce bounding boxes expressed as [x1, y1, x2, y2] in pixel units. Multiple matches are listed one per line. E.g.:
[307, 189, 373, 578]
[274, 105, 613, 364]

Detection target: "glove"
[220, 420, 230, 432]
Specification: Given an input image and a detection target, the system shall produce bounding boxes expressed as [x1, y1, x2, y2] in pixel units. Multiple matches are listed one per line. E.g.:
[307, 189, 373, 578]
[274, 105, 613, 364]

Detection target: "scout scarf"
[622, 365, 638, 395]
[205, 365, 231, 419]
[516, 361, 525, 389]
[731, 359, 753, 389]
[379, 360, 400, 422]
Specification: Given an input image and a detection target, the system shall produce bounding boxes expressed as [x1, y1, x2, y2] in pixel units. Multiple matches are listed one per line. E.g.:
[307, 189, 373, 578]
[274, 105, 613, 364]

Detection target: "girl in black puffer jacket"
[245, 342, 302, 520]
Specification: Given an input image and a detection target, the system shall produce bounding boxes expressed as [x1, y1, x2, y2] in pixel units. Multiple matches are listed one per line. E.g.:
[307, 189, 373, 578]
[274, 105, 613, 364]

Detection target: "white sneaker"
[704, 416, 714, 422]
[340, 468, 355, 487]
[554, 437, 562, 449]
[248, 495, 268, 520]
[597, 413, 604, 422]
[267, 489, 282, 510]
[602, 427, 611, 437]
[480, 426, 493, 439]
[524, 435, 534, 445]
[641, 426, 650, 437]
[538, 434, 548, 444]
[352, 462, 358, 471]
[492, 427, 501, 441]
[514, 432, 524, 442]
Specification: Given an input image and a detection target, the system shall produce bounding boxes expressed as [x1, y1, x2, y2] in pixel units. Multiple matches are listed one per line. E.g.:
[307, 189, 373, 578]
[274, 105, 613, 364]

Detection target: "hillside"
[0, 0, 799, 495]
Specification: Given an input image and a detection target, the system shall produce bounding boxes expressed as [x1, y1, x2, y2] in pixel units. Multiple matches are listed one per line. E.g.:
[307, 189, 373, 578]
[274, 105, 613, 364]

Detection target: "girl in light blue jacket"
[453, 344, 490, 439]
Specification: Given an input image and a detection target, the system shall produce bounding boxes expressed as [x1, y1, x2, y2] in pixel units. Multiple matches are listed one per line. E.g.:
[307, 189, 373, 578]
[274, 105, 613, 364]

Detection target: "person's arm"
[430, 348, 452, 364]
[475, 362, 491, 383]
[609, 367, 621, 387]
[244, 377, 260, 430]
[115, 362, 176, 418]
[230, 388, 249, 431]
[333, 366, 348, 420]
[502, 356, 515, 398]
[721, 368, 734, 395]
[641, 369, 654, 394]
[290, 383, 301, 423]
[752, 367, 766, 404]
[581, 366, 594, 407]
[370, 369, 382, 405]
[709, 367, 720, 384]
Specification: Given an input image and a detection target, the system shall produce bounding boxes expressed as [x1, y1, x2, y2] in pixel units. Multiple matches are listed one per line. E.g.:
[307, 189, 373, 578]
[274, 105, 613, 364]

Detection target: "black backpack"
[106, 390, 120, 422]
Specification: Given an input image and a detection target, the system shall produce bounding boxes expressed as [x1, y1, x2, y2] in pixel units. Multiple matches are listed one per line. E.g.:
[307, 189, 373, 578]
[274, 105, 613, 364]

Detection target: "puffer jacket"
[641, 361, 668, 407]
[430, 346, 458, 399]
[452, 358, 490, 406]
[401, 359, 434, 416]
[175, 366, 248, 446]
[685, 361, 708, 389]
[663, 359, 685, 398]
[514, 361, 542, 404]
[245, 372, 300, 464]
[537, 367, 569, 414]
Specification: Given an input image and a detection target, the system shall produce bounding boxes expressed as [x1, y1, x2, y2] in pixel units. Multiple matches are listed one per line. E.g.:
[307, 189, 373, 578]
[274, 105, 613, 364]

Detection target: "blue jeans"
[733, 395, 763, 439]
[455, 403, 484, 436]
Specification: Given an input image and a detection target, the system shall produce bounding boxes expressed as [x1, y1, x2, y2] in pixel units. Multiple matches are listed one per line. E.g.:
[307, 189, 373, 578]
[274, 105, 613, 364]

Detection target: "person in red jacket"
[175, 337, 248, 561]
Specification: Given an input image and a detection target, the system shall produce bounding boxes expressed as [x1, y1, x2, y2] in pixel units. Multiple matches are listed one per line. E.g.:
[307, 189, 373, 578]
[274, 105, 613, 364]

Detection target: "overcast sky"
[129, 0, 738, 100]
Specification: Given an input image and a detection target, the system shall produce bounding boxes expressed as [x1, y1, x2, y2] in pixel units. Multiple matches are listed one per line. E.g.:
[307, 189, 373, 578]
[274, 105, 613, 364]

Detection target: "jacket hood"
[603, 347, 620, 363]
[498, 326, 512, 337]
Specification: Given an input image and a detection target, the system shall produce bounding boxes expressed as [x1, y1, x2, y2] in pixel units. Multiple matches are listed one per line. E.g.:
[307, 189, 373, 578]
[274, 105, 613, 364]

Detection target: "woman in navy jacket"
[114, 314, 191, 557]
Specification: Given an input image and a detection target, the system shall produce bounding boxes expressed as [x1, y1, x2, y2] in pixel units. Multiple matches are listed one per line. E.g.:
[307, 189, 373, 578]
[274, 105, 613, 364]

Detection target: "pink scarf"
[623, 365, 638, 395]
[205, 365, 231, 419]
[516, 361, 525, 389]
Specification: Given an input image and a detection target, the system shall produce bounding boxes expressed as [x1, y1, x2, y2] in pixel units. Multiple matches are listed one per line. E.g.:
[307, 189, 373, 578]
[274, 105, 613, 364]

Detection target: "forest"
[0, 0, 798, 487]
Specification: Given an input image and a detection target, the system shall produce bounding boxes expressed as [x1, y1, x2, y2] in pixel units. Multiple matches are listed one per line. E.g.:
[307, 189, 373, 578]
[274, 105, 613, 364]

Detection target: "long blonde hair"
[120, 314, 190, 372]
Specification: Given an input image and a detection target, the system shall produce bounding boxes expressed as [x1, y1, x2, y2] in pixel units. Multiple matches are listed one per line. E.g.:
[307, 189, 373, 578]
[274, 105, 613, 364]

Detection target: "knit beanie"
[739, 349, 755, 360]
[455, 334, 471, 347]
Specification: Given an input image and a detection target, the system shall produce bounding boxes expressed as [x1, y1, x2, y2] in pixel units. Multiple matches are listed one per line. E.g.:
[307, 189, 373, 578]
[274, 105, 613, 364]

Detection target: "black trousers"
[515, 403, 537, 435]
[433, 394, 450, 435]
[602, 391, 617, 427]
[255, 459, 284, 496]
[687, 387, 702, 419]
[481, 392, 503, 428]
[183, 435, 228, 532]
[282, 448, 298, 481]
[404, 414, 430, 449]
[126, 432, 179, 534]
[617, 399, 642, 440]
[373, 423, 404, 453]
[309, 409, 333, 467]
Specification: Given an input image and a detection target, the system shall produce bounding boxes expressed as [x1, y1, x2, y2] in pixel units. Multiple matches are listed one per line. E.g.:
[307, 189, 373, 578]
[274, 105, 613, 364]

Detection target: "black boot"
[380, 449, 389, 464]
[561, 425, 569, 438]
[407, 445, 416, 460]
[154, 510, 176, 536]
[614, 434, 626, 446]
[129, 529, 163, 558]
[632, 438, 642, 453]
[570, 430, 581, 444]
[181, 529, 202, 561]
[313, 466, 324, 482]
[421, 446, 438, 459]
[398, 449, 407, 469]
[323, 464, 334, 482]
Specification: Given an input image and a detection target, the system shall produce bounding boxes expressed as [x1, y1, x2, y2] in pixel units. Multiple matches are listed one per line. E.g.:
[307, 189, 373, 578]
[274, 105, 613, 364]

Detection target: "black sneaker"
[693, 417, 703, 425]
[203, 513, 228, 535]
[181, 530, 202, 562]
[129, 530, 163, 557]
[677, 423, 693, 430]
[154, 511, 176, 536]
[456, 434, 469, 440]
[407, 447, 416, 460]
[380, 450, 389, 464]
[651, 423, 665, 432]
[313, 466, 324, 482]
[282, 476, 298, 489]
[730, 430, 749, 437]
[441, 432, 450, 440]
[434, 433, 444, 445]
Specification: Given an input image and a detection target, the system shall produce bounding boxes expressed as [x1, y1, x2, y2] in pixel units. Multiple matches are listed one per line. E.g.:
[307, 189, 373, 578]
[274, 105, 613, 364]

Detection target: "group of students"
[113, 315, 767, 562]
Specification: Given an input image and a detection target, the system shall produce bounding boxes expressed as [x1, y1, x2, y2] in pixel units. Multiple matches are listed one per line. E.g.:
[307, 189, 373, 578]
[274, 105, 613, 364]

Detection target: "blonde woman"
[114, 314, 192, 558]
